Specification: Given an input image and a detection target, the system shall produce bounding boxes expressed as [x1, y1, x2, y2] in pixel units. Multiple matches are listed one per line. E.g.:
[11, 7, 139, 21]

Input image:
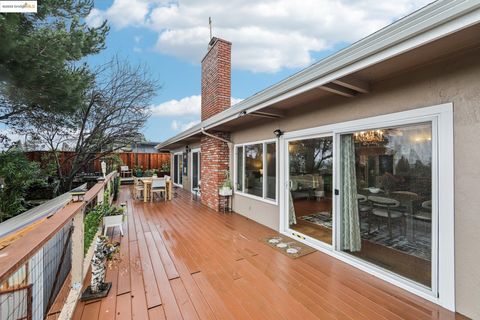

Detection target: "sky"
[6, 0, 435, 144]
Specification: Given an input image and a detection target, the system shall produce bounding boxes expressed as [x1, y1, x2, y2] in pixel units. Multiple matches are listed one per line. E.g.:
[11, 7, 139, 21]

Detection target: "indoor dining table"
[139, 177, 173, 202]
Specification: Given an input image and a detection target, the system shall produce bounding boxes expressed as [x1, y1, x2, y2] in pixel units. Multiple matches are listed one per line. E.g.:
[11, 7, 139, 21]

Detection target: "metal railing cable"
[0, 172, 116, 320]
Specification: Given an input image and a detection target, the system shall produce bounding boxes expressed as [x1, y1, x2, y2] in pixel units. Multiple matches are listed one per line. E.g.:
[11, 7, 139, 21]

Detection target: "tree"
[0, 0, 109, 127]
[16, 58, 158, 191]
[0, 149, 42, 222]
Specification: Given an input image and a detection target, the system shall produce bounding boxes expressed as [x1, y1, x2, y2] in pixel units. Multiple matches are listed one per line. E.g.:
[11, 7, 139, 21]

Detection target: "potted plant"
[102, 205, 126, 236]
[219, 171, 233, 196]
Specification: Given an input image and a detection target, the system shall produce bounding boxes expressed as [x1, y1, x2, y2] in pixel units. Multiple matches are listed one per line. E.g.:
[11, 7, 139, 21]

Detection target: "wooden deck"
[72, 186, 465, 320]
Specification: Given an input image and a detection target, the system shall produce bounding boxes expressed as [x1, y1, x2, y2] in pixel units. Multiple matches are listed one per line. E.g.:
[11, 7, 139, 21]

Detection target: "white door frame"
[190, 148, 201, 194]
[279, 103, 454, 310]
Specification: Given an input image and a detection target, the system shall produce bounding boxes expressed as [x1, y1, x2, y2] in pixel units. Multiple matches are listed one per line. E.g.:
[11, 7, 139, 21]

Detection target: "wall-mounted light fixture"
[238, 110, 247, 117]
[185, 145, 191, 153]
[273, 129, 284, 138]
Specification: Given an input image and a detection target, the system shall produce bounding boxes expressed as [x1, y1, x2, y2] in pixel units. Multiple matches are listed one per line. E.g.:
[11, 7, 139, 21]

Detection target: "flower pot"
[219, 187, 232, 196]
[103, 215, 123, 226]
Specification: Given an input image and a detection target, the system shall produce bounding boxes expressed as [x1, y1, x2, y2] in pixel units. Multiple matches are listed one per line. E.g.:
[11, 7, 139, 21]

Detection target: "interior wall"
[230, 46, 480, 318]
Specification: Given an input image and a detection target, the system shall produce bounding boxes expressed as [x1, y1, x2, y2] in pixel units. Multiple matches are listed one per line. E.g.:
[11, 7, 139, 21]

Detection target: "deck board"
[71, 186, 465, 320]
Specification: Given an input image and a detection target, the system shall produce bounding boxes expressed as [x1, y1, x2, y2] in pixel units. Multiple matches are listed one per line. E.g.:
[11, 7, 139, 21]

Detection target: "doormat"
[261, 235, 316, 259]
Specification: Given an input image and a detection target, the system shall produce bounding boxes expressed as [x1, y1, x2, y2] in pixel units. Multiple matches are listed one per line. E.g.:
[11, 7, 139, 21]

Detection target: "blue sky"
[25, 0, 431, 144]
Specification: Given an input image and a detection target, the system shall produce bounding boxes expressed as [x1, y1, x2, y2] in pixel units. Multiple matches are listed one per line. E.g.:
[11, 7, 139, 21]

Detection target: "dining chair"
[133, 177, 144, 200]
[368, 196, 406, 238]
[412, 200, 432, 239]
[357, 194, 372, 230]
[151, 177, 166, 202]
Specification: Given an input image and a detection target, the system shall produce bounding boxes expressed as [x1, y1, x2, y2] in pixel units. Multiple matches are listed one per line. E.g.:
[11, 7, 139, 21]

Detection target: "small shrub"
[112, 176, 120, 201]
[84, 205, 106, 255]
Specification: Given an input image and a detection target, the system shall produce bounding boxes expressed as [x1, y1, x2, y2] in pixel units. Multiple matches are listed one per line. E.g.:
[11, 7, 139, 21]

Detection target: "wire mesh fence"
[0, 220, 73, 320]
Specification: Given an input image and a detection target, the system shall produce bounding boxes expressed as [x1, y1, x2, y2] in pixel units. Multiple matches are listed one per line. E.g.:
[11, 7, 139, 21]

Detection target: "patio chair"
[120, 165, 132, 178]
[368, 196, 406, 238]
[133, 177, 144, 200]
[151, 177, 166, 202]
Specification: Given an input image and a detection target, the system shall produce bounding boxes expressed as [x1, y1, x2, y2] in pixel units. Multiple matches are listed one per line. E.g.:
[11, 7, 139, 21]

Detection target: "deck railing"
[0, 171, 117, 320]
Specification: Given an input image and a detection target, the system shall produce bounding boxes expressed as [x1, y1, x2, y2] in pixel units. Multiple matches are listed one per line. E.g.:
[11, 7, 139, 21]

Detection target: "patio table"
[140, 178, 173, 203]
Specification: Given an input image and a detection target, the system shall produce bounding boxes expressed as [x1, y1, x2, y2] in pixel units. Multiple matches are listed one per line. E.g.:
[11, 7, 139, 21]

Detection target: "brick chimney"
[201, 37, 231, 120]
[200, 37, 232, 212]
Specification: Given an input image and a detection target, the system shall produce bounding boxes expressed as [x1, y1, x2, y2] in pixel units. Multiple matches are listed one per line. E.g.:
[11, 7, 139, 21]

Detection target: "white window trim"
[190, 148, 201, 194]
[279, 103, 454, 311]
[234, 138, 278, 205]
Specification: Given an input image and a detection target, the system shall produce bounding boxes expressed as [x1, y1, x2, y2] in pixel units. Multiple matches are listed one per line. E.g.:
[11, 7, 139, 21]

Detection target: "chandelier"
[354, 129, 384, 145]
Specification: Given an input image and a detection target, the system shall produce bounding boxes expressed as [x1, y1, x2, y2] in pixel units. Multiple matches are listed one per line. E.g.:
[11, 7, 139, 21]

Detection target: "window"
[266, 142, 276, 200]
[236, 146, 243, 191]
[235, 140, 277, 202]
[245, 144, 263, 197]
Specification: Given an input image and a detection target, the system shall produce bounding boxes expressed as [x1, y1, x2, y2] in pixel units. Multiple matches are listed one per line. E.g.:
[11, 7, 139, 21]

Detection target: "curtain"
[341, 134, 361, 252]
[289, 191, 297, 225]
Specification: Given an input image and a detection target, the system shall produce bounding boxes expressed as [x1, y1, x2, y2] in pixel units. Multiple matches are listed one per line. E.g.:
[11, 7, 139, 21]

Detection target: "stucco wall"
[230, 47, 480, 318]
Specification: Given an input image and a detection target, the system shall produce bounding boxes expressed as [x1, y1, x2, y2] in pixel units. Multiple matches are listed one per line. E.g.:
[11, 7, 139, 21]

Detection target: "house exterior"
[156, 1, 480, 318]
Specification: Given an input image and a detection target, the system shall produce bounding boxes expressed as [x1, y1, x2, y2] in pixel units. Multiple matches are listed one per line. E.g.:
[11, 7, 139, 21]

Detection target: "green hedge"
[84, 188, 110, 254]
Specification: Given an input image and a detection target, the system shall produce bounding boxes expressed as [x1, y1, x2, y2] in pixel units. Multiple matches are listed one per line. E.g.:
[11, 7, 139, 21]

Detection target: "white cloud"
[151, 95, 243, 116]
[87, 0, 432, 72]
[171, 119, 200, 131]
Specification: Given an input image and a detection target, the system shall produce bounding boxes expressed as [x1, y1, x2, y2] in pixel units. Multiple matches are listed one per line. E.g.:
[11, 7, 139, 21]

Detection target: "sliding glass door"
[283, 120, 437, 291]
[191, 150, 201, 192]
[339, 122, 433, 288]
[287, 135, 334, 245]
[173, 153, 183, 186]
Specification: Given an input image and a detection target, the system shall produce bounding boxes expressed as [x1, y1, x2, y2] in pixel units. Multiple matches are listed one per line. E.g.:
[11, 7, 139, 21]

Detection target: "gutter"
[200, 128, 234, 182]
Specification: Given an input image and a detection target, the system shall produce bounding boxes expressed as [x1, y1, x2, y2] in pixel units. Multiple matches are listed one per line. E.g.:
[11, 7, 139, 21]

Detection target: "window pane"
[179, 155, 183, 184]
[192, 152, 199, 189]
[341, 122, 432, 288]
[288, 136, 333, 245]
[266, 143, 276, 200]
[236, 146, 243, 191]
[244, 144, 263, 197]
[173, 155, 179, 184]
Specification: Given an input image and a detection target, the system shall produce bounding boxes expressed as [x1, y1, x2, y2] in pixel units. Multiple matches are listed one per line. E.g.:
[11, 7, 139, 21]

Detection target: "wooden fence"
[25, 151, 170, 174]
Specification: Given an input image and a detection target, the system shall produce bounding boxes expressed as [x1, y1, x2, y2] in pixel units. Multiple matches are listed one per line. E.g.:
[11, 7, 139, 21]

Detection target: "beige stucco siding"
[230, 47, 480, 318]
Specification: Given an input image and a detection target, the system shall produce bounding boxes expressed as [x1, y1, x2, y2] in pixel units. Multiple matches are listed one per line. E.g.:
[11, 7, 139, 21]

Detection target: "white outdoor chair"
[151, 177, 166, 202]
[120, 165, 132, 178]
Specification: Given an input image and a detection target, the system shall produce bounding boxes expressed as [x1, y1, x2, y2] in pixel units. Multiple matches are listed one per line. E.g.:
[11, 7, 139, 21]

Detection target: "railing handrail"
[84, 171, 116, 204]
[0, 171, 117, 283]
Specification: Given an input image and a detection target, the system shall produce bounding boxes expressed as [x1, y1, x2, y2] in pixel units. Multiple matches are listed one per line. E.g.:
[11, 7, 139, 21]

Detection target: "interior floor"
[289, 198, 431, 287]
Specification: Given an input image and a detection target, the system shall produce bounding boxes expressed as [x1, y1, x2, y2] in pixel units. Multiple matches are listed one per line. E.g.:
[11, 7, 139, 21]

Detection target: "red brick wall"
[199, 37, 232, 211]
[201, 38, 231, 121]
[200, 132, 230, 211]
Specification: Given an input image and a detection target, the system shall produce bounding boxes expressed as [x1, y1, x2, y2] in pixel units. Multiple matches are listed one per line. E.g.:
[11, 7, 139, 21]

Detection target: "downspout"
[201, 127, 234, 187]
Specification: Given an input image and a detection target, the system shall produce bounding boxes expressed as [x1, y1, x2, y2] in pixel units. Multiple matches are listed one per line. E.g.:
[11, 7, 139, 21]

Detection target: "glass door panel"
[173, 155, 179, 184]
[192, 151, 200, 190]
[288, 136, 333, 245]
[339, 122, 433, 288]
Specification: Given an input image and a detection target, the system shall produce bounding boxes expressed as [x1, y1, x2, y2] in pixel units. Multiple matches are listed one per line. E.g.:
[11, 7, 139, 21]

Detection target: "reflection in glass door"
[287, 136, 333, 245]
[192, 151, 200, 191]
[340, 122, 433, 287]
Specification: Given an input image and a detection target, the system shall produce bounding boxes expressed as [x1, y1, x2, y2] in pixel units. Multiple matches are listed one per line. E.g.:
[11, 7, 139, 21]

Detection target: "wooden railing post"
[71, 208, 84, 289]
